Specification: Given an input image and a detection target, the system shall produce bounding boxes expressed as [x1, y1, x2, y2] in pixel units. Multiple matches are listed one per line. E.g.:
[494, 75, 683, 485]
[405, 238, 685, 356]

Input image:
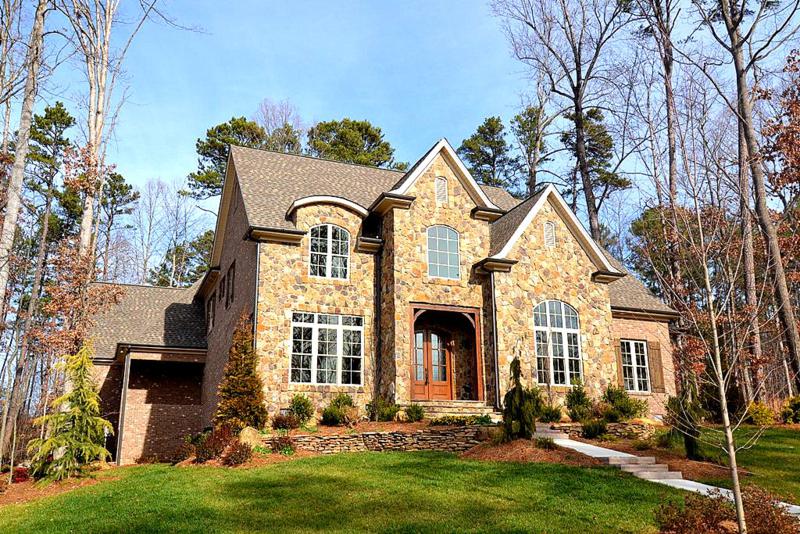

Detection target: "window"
[206, 292, 216, 332]
[533, 300, 582, 385]
[427, 225, 460, 279]
[435, 176, 448, 205]
[219, 275, 226, 303]
[226, 262, 236, 308]
[544, 221, 556, 248]
[309, 224, 349, 279]
[621, 340, 650, 393]
[290, 312, 363, 385]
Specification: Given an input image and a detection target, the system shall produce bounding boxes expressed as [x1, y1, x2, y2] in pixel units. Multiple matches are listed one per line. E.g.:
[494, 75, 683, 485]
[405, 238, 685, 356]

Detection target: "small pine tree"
[214, 314, 268, 432]
[502, 357, 542, 441]
[27, 340, 113, 481]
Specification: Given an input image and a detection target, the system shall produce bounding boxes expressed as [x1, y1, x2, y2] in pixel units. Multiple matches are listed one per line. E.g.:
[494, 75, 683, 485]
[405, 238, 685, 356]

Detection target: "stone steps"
[602, 455, 682, 480]
[411, 401, 498, 419]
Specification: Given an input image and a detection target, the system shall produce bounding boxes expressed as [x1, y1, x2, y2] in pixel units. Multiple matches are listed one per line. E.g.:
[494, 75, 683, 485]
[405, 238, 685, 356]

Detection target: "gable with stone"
[91, 138, 678, 464]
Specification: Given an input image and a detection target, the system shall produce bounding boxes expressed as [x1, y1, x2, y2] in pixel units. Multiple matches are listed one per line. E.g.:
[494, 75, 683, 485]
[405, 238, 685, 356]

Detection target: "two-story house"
[91, 139, 678, 464]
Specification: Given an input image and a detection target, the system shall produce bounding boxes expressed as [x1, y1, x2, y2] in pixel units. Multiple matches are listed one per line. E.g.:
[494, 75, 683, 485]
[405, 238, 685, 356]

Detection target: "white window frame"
[533, 300, 582, 386]
[426, 225, 460, 280]
[620, 339, 650, 393]
[308, 224, 350, 280]
[289, 312, 364, 386]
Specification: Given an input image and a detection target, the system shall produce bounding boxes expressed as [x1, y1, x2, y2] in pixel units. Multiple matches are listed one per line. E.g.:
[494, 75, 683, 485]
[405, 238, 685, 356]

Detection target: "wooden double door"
[412, 329, 452, 400]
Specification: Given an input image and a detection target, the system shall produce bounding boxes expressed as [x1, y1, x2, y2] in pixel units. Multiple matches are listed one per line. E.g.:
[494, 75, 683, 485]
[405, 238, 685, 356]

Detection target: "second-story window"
[310, 224, 350, 279]
[427, 225, 460, 279]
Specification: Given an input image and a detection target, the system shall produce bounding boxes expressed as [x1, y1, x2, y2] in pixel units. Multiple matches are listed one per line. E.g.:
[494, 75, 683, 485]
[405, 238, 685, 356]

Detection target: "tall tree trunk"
[738, 123, 763, 399]
[573, 98, 601, 240]
[0, 0, 47, 336]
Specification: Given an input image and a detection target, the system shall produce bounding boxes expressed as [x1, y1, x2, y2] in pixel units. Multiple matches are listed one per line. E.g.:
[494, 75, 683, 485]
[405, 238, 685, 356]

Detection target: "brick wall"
[120, 360, 203, 464]
[94, 363, 123, 457]
[202, 177, 258, 426]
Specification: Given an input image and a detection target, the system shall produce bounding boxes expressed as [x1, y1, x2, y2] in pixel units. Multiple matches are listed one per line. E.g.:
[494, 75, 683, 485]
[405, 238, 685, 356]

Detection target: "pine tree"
[27, 340, 113, 481]
[214, 314, 268, 432]
[502, 356, 542, 441]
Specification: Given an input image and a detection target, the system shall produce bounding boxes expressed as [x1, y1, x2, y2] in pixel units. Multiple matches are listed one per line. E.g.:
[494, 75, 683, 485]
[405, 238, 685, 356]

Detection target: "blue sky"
[44, 1, 531, 189]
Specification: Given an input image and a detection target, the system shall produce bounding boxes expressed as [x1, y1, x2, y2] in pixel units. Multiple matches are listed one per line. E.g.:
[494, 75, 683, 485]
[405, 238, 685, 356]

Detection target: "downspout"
[115, 352, 132, 465]
[490, 272, 501, 410]
[252, 242, 260, 352]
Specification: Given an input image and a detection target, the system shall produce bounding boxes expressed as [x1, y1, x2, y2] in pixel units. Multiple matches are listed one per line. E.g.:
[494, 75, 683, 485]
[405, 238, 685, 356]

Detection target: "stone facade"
[493, 198, 616, 402]
[267, 425, 490, 454]
[548, 421, 657, 440]
[254, 204, 377, 414]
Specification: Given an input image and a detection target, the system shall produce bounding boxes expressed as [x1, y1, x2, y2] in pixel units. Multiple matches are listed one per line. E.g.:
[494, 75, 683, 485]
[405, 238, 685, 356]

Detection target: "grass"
[0, 452, 682, 533]
[694, 426, 800, 502]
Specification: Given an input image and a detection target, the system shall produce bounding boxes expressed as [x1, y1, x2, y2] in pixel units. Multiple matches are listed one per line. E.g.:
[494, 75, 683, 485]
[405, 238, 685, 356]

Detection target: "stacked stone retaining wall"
[266, 425, 492, 454]
[548, 422, 656, 439]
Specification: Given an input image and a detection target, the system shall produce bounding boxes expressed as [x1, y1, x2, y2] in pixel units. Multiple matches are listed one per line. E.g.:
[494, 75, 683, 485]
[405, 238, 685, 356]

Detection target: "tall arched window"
[533, 300, 582, 385]
[427, 225, 460, 279]
[309, 224, 350, 279]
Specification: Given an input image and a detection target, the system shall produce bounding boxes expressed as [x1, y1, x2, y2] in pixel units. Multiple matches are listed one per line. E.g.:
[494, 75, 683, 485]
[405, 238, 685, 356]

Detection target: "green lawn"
[696, 426, 800, 502]
[0, 452, 682, 533]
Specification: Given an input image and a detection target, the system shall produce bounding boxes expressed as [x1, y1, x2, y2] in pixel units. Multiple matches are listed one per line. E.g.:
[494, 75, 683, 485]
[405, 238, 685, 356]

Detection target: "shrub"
[27, 340, 113, 481]
[195, 425, 234, 463]
[428, 415, 493, 426]
[780, 396, 800, 424]
[271, 413, 300, 430]
[657, 486, 799, 534]
[665, 384, 706, 461]
[0, 478, 7, 495]
[271, 435, 295, 455]
[405, 403, 425, 422]
[168, 441, 195, 464]
[581, 418, 607, 439]
[321, 394, 359, 426]
[746, 402, 775, 426]
[595, 402, 623, 423]
[222, 440, 253, 467]
[331, 393, 354, 409]
[214, 314, 268, 433]
[654, 428, 682, 449]
[632, 439, 654, 451]
[534, 437, 556, 450]
[538, 404, 562, 423]
[288, 394, 315, 425]
[321, 406, 344, 426]
[565, 381, 593, 422]
[12, 466, 30, 483]
[601, 385, 648, 421]
[366, 397, 401, 421]
[502, 357, 543, 441]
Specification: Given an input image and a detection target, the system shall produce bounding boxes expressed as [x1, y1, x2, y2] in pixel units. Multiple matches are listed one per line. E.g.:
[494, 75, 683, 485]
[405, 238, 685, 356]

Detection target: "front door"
[412, 330, 452, 400]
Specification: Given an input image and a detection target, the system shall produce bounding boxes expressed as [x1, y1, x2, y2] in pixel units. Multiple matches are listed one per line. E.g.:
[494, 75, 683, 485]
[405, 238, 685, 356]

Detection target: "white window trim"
[289, 312, 364, 387]
[620, 339, 651, 393]
[534, 301, 583, 386]
[308, 224, 350, 280]
[426, 225, 461, 280]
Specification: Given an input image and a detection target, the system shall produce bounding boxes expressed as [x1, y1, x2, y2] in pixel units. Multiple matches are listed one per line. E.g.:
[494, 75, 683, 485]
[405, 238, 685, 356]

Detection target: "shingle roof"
[603, 252, 678, 316]
[489, 189, 545, 256]
[90, 282, 206, 360]
[230, 145, 520, 230]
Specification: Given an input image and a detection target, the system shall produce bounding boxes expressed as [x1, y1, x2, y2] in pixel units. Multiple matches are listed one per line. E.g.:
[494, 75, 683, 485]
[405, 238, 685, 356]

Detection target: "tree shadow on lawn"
[0, 453, 681, 534]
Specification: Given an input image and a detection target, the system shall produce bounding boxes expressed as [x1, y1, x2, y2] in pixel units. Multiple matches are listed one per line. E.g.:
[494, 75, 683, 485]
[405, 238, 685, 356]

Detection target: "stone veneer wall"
[493, 198, 616, 403]
[255, 204, 376, 415]
[202, 178, 258, 426]
[548, 421, 656, 440]
[383, 154, 492, 404]
[267, 425, 491, 454]
[610, 316, 676, 417]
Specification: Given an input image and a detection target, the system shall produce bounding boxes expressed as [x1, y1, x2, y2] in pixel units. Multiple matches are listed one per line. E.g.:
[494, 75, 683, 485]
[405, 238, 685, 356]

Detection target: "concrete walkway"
[553, 437, 800, 517]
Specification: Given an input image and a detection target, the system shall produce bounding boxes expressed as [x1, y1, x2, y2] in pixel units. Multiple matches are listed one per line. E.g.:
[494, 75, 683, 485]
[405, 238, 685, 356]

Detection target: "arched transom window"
[533, 300, 582, 385]
[310, 224, 349, 279]
[427, 225, 460, 279]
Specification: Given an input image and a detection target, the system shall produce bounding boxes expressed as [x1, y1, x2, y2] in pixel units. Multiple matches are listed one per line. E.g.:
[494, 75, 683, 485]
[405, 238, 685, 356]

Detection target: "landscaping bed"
[461, 439, 603, 467]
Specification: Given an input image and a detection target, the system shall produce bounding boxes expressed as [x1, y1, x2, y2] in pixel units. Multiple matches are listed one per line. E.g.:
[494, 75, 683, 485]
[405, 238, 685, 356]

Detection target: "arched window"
[435, 176, 448, 205]
[533, 300, 582, 385]
[427, 225, 460, 279]
[309, 224, 350, 279]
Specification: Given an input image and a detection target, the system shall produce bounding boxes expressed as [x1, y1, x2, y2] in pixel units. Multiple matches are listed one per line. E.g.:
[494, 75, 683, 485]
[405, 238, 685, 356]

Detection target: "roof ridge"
[490, 189, 543, 225]
[231, 144, 405, 175]
[91, 280, 195, 290]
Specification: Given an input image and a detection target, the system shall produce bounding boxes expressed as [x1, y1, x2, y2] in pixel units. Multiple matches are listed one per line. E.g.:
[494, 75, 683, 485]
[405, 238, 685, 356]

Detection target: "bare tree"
[493, 0, 631, 239]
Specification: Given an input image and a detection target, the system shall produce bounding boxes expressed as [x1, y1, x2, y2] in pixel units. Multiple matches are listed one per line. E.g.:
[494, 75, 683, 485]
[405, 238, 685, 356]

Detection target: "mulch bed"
[0, 474, 110, 507]
[461, 439, 604, 467]
[577, 438, 750, 482]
